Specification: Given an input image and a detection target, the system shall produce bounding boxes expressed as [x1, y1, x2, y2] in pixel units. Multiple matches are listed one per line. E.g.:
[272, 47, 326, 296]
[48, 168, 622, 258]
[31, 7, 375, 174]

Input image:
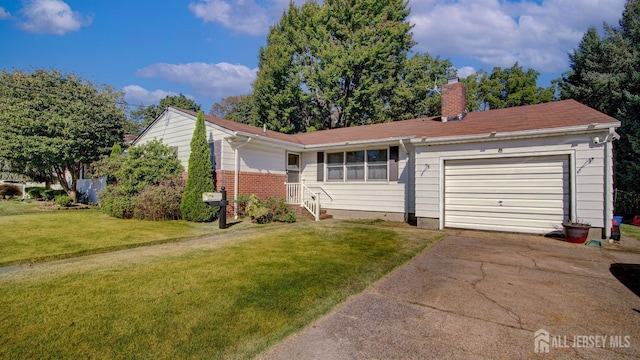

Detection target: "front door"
[287, 153, 300, 183]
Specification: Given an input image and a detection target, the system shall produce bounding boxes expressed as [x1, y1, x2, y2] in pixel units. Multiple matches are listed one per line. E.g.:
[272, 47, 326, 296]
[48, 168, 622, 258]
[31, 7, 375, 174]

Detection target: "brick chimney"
[441, 77, 466, 122]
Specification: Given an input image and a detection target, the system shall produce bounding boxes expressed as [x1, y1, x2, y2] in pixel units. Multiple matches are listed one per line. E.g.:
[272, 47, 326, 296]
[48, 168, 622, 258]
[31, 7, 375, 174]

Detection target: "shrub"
[26, 187, 46, 200]
[132, 177, 185, 221]
[43, 189, 67, 201]
[180, 112, 217, 222]
[246, 195, 296, 224]
[246, 195, 272, 224]
[235, 194, 251, 216]
[55, 195, 73, 207]
[0, 184, 22, 199]
[113, 139, 183, 194]
[99, 185, 133, 219]
[269, 197, 297, 223]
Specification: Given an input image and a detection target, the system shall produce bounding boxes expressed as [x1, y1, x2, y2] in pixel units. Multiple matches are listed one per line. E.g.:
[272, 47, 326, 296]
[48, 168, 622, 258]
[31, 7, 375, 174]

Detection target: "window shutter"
[317, 152, 324, 181]
[213, 140, 222, 171]
[389, 146, 399, 181]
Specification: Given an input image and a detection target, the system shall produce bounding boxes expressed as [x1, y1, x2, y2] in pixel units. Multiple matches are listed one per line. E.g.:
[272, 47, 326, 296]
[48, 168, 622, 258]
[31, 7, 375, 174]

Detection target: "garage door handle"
[498, 200, 503, 206]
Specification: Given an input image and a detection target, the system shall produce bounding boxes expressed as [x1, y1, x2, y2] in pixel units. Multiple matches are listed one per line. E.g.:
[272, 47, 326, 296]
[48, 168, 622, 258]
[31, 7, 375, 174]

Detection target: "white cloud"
[456, 66, 476, 79]
[135, 62, 258, 99]
[122, 85, 191, 106]
[188, 0, 301, 35]
[0, 7, 10, 20]
[17, 0, 92, 35]
[409, 0, 626, 73]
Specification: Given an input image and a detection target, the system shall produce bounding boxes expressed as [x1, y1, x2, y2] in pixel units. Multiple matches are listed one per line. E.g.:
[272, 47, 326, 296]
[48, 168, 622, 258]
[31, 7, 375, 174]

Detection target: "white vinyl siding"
[444, 156, 569, 234]
[299, 147, 411, 214]
[237, 142, 286, 174]
[414, 133, 612, 230]
[135, 110, 232, 171]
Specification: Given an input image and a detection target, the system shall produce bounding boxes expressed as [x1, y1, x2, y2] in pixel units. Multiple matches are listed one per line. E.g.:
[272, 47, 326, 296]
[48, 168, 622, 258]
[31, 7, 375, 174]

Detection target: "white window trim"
[325, 148, 389, 183]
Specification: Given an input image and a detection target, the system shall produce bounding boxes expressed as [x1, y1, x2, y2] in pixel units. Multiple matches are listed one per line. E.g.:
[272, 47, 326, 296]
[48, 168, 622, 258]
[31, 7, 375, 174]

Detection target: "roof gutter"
[410, 123, 620, 146]
[303, 136, 414, 150]
[232, 131, 304, 150]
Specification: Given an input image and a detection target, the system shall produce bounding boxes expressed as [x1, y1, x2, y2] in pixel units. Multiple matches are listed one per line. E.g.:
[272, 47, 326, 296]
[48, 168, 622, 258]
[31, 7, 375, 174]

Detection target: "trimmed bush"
[235, 194, 251, 217]
[43, 189, 67, 201]
[246, 195, 296, 224]
[0, 184, 22, 199]
[99, 185, 133, 219]
[26, 187, 46, 200]
[180, 112, 217, 222]
[55, 195, 73, 207]
[132, 177, 185, 221]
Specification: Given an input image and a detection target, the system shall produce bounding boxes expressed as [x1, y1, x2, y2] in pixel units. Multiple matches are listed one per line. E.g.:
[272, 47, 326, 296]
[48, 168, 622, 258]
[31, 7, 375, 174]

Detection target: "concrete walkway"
[259, 231, 640, 359]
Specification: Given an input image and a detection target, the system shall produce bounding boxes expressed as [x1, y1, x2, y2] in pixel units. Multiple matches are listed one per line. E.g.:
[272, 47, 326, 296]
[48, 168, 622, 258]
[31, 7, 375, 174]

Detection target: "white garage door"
[444, 155, 569, 234]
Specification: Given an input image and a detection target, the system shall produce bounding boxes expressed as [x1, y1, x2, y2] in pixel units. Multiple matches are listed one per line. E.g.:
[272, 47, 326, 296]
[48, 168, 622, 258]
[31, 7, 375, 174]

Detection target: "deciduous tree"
[131, 94, 201, 130]
[0, 68, 127, 202]
[209, 94, 253, 123]
[388, 54, 453, 120]
[479, 63, 555, 110]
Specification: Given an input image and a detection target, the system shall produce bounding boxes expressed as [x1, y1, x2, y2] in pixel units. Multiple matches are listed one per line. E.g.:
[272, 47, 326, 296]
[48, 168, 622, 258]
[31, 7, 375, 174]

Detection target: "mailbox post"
[202, 187, 228, 229]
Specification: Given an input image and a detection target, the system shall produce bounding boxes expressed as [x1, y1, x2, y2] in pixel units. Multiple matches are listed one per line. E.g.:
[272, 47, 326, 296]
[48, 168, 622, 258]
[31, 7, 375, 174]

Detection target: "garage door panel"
[446, 186, 566, 195]
[446, 166, 566, 177]
[445, 192, 565, 200]
[445, 206, 565, 218]
[445, 219, 561, 234]
[445, 198, 566, 210]
[446, 214, 563, 227]
[444, 156, 569, 234]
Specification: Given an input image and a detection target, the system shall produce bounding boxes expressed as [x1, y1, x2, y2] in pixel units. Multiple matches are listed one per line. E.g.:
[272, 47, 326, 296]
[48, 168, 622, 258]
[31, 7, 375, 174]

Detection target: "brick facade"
[214, 169, 287, 215]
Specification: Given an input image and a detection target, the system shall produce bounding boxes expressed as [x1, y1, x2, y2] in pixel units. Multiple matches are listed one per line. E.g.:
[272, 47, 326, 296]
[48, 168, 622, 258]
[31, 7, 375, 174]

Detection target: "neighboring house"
[133, 78, 620, 238]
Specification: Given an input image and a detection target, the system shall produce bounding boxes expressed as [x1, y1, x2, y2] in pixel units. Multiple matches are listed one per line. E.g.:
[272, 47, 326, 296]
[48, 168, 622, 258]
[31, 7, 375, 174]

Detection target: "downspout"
[234, 137, 252, 219]
[399, 139, 410, 222]
[604, 127, 617, 238]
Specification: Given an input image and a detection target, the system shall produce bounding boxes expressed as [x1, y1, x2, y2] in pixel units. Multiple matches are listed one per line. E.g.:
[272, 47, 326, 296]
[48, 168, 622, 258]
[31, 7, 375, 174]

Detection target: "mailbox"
[203, 187, 228, 229]
[202, 192, 222, 202]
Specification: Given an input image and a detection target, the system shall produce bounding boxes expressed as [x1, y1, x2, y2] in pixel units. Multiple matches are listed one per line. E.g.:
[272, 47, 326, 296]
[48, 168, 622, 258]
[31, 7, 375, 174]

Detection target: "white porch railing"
[285, 182, 320, 221]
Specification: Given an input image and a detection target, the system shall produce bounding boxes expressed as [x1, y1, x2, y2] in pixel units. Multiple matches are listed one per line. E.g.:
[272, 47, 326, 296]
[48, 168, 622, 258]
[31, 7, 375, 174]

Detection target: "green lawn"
[0, 201, 252, 266]
[0, 220, 444, 359]
[621, 223, 640, 240]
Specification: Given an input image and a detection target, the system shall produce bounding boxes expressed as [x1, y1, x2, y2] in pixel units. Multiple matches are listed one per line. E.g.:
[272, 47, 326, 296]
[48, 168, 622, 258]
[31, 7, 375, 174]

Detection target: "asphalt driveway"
[259, 230, 640, 359]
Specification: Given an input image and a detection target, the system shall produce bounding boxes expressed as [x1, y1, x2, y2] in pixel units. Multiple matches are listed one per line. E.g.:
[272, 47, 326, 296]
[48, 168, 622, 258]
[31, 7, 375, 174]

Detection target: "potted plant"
[562, 220, 591, 243]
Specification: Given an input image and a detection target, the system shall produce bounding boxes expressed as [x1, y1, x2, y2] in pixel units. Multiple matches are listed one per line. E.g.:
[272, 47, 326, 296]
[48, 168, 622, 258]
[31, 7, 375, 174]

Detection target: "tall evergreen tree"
[180, 112, 217, 222]
[560, 0, 640, 194]
[253, 0, 414, 133]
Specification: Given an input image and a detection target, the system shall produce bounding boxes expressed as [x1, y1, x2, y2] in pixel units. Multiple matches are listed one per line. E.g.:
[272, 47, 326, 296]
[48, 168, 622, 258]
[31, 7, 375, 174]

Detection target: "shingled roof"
[179, 99, 620, 147]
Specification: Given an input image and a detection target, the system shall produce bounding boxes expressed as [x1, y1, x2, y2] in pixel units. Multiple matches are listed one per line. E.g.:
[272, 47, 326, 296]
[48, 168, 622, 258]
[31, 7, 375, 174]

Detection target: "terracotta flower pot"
[562, 223, 590, 244]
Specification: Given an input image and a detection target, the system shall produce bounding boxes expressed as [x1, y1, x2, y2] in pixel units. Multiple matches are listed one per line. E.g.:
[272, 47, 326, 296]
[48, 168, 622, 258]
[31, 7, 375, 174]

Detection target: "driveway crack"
[472, 262, 524, 330]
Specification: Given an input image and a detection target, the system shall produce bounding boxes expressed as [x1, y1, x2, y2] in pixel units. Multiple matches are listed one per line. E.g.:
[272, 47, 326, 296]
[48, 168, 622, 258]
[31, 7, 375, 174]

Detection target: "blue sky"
[0, 0, 627, 113]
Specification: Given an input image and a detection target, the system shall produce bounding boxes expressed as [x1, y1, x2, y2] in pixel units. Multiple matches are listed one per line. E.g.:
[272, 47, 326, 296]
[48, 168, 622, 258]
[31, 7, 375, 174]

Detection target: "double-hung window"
[346, 150, 365, 181]
[326, 152, 344, 181]
[367, 149, 387, 181]
[325, 149, 388, 182]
